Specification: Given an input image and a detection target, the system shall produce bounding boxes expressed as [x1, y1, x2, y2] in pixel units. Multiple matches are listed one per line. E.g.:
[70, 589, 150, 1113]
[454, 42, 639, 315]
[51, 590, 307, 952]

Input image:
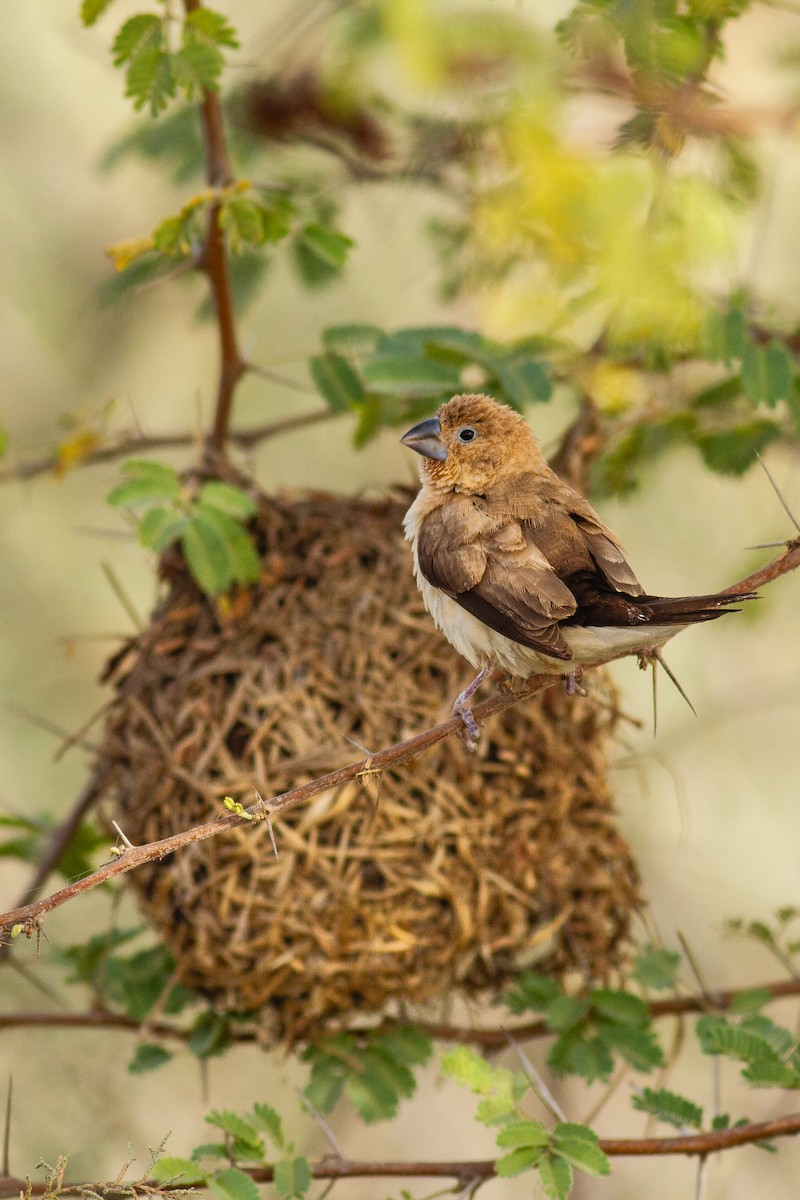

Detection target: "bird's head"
[400, 393, 540, 493]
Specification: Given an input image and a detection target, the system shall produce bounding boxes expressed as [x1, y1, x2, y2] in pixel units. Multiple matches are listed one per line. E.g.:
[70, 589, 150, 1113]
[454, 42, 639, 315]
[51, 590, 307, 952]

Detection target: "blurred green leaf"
[495, 1145, 543, 1177]
[310, 352, 366, 412]
[251, 1102, 284, 1148]
[631, 945, 681, 991]
[198, 481, 257, 519]
[81, 0, 115, 25]
[632, 1086, 703, 1131]
[537, 1152, 573, 1200]
[552, 1124, 610, 1177]
[362, 356, 461, 395]
[504, 971, 562, 1014]
[741, 341, 792, 407]
[181, 514, 232, 595]
[322, 324, 384, 353]
[128, 1042, 174, 1075]
[189, 1012, 232, 1061]
[590, 989, 649, 1027]
[273, 1157, 312, 1199]
[209, 1168, 262, 1200]
[151, 1157, 207, 1186]
[137, 505, 186, 551]
[293, 223, 353, 286]
[206, 1111, 263, 1152]
[192, 505, 261, 588]
[697, 421, 780, 475]
[494, 355, 552, 407]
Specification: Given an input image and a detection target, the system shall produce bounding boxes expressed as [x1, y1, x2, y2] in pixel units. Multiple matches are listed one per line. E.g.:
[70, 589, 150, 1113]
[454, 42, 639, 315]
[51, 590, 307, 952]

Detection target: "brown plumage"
[401, 393, 754, 742]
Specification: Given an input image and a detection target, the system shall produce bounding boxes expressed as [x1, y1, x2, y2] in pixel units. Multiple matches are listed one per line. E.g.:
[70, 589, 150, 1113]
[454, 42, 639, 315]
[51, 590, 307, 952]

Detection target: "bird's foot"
[565, 671, 588, 698]
[453, 697, 481, 752]
[451, 666, 491, 752]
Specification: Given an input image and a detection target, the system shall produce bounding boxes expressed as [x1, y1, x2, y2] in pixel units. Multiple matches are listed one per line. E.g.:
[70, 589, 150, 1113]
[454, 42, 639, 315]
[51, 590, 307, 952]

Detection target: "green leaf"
[548, 1031, 614, 1083]
[696, 1015, 782, 1064]
[496, 1120, 550, 1149]
[591, 989, 649, 1027]
[198, 481, 257, 520]
[273, 1157, 312, 1199]
[107, 478, 177, 508]
[193, 505, 261, 587]
[220, 197, 270, 251]
[343, 1063, 400, 1123]
[112, 14, 162, 66]
[362, 356, 461, 396]
[184, 8, 239, 49]
[251, 1102, 284, 1148]
[135, 53, 175, 116]
[352, 394, 384, 447]
[504, 972, 562, 1014]
[181, 513, 233, 595]
[295, 223, 353, 272]
[441, 1046, 496, 1093]
[209, 1167, 262, 1200]
[81, 0, 115, 26]
[631, 945, 681, 991]
[310, 352, 366, 412]
[697, 421, 780, 476]
[691, 377, 742, 409]
[0, 427, 7, 459]
[128, 1042, 173, 1075]
[730, 988, 773, 1015]
[495, 1146, 543, 1177]
[494, 356, 553, 408]
[206, 1111, 263, 1151]
[174, 39, 224, 96]
[374, 1027, 433, 1067]
[741, 1060, 800, 1088]
[741, 341, 792, 407]
[631, 1086, 703, 1131]
[601, 1023, 664, 1072]
[786, 381, 800, 435]
[137, 505, 186, 551]
[552, 1124, 610, 1177]
[545, 995, 591, 1032]
[322, 324, 384, 353]
[189, 1012, 232, 1060]
[537, 1152, 573, 1200]
[151, 1158, 207, 1186]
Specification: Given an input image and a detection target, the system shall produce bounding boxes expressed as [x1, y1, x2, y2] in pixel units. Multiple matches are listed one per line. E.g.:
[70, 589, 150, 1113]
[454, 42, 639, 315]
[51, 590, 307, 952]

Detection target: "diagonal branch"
[1, 534, 798, 942]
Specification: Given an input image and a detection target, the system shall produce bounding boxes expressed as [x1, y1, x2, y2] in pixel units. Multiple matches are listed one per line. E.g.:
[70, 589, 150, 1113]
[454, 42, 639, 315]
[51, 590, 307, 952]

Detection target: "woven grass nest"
[98, 488, 643, 1045]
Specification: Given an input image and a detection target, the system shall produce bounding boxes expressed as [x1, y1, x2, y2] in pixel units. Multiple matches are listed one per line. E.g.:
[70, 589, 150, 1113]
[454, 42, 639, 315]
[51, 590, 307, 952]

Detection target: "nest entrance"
[98, 491, 642, 1045]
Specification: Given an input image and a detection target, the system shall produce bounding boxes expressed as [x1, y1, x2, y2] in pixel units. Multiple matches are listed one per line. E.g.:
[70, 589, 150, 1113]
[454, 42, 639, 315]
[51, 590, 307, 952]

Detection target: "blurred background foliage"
[2, 1, 800, 1197]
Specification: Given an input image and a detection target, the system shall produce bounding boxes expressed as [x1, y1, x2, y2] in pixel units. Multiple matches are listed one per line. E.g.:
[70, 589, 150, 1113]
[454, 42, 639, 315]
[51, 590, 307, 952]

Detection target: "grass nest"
[98, 489, 643, 1046]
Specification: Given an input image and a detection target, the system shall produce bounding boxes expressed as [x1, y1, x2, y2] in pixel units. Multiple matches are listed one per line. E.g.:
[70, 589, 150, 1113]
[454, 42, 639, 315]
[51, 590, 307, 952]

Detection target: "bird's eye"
[457, 426, 477, 443]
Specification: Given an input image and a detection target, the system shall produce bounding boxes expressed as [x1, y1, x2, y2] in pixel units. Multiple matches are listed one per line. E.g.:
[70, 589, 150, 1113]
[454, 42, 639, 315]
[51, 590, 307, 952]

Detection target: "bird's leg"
[452, 666, 492, 750]
[565, 670, 588, 698]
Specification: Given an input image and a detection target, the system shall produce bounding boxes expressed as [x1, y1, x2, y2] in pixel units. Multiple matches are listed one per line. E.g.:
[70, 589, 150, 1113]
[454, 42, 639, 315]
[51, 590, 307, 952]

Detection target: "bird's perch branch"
[1, 530, 799, 943]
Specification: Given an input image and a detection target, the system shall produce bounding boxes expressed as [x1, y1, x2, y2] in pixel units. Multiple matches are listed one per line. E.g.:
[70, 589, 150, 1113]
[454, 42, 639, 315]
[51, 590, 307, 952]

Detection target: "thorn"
[111, 819, 135, 849]
[745, 540, 791, 550]
[755, 451, 800, 534]
[653, 650, 697, 717]
[3, 1076, 11, 1177]
[651, 656, 658, 737]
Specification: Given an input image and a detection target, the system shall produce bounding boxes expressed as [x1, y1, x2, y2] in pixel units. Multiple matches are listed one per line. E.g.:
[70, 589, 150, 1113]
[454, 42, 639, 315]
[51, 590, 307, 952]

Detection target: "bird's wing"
[568, 500, 645, 596]
[416, 501, 577, 660]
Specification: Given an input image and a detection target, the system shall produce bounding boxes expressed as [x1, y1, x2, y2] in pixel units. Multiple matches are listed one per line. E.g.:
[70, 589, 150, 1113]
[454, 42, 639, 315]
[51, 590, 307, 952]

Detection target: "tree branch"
[0, 1112, 798, 1198]
[182, 0, 245, 459]
[1, 534, 798, 943]
[0, 408, 334, 485]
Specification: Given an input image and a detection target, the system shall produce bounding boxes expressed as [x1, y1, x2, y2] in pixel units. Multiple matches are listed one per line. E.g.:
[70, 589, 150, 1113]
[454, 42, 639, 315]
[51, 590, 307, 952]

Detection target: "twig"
[1, 1112, 800, 1198]
[2, 532, 799, 941]
[0, 410, 335, 485]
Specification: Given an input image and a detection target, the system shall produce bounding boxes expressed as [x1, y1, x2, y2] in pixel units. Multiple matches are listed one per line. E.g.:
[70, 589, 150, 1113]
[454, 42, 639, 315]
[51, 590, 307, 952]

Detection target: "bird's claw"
[565, 671, 588, 698]
[453, 699, 481, 752]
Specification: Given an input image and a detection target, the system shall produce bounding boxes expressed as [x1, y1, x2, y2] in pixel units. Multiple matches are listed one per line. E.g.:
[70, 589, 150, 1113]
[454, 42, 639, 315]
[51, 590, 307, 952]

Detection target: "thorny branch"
[0, 531, 798, 943]
[1, 1111, 800, 1200]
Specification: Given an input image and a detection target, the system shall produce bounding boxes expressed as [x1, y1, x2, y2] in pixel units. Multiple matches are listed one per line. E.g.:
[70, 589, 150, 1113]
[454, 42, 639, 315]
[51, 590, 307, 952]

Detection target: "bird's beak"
[400, 416, 447, 461]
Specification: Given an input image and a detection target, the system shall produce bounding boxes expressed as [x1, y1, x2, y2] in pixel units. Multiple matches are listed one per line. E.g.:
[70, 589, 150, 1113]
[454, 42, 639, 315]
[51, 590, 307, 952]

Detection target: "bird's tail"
[638, 589, 758, 625]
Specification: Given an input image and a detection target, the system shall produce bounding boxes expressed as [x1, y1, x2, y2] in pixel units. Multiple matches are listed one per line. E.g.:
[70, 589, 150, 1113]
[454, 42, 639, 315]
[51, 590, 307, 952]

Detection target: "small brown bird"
[401, 393, 754, 744]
